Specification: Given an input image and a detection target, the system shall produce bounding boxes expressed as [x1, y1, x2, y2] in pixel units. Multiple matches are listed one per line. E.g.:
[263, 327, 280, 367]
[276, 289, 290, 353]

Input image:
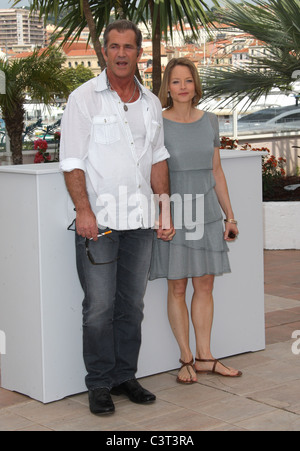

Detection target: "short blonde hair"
[159, 58, 202, 109]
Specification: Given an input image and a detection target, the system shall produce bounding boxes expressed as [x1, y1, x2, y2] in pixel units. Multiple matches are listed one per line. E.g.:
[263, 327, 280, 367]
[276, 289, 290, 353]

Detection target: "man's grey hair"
[103, 20, 143, 55]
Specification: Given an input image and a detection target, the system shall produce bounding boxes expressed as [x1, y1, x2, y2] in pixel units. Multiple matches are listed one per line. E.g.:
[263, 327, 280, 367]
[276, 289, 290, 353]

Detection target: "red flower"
[34, 138, 51, 163]
[34, 139, 48, 151]
[34, 151, 44, 163]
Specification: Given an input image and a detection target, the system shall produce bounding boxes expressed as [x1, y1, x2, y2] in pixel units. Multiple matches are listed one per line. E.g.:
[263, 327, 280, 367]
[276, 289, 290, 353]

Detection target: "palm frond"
[13, 0, 140, 47]
[132, 0, 211, 42]
[0, 48, 70, 115]
[201, 0, 300, 108]
[213, 0, 300, 50]
[201, 65, 288, 107]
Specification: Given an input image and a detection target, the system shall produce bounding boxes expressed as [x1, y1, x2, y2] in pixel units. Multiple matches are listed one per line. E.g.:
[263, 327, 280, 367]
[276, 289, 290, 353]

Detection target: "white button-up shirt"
[60, 70, 170, 230]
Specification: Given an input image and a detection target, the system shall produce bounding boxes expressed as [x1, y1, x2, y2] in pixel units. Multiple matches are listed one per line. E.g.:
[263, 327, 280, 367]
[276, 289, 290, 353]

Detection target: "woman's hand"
[224, 222, 239, 242]
[156, 212, 176, 241]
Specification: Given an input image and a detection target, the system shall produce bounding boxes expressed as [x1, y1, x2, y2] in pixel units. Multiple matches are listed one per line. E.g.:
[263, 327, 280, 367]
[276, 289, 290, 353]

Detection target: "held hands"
[75, 208, 236, 243]
[156, 225, 176, 241]
[76, 209, 177, 242]
[156, 212, 176, 242]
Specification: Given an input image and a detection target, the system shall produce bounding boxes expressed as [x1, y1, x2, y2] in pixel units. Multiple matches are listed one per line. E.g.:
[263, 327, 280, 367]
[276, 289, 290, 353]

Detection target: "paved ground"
[1, 250, 300, 431]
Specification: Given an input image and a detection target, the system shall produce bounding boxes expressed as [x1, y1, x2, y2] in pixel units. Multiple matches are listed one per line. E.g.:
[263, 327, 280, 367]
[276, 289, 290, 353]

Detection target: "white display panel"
[0, 152, 265, 403]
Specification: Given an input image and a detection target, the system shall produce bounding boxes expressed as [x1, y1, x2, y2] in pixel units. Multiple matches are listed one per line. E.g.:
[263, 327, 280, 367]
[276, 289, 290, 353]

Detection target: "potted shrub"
[220, 138, 300, 249]
[259, 148, 300, 250]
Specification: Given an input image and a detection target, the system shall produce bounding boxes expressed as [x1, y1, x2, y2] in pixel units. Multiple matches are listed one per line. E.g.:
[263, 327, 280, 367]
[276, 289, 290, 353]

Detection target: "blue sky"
[0, 0, 218, 7]
[0, 1, 224, 10]
[0, 0, 255, 10]
[0, 0, 29, 8]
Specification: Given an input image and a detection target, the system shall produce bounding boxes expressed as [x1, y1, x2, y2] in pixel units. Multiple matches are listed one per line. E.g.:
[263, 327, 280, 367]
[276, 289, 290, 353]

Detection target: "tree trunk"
[82, 0, 106, 71]
[4, 104, 25, 165]
[149, 0, 162, 96]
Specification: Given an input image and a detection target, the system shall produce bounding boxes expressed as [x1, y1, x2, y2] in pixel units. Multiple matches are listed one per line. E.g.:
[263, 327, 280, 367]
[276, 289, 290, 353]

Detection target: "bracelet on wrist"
[224, 219, 238, 225]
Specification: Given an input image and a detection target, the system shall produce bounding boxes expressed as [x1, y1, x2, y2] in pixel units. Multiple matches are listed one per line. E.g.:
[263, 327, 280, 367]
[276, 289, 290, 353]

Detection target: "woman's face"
[168, 65, 196, 106]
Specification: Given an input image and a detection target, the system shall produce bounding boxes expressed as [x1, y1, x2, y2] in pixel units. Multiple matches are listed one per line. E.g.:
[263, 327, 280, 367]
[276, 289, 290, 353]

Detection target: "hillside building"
[0, 8, 46, 52]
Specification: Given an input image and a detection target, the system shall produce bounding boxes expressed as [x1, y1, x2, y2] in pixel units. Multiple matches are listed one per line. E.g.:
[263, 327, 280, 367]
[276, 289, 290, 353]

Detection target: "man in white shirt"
[60, 20, 174, 415]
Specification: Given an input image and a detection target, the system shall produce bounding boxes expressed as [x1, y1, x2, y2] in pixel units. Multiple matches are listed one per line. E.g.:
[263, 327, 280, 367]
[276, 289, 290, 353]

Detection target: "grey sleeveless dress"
[149, 112, 231, 280]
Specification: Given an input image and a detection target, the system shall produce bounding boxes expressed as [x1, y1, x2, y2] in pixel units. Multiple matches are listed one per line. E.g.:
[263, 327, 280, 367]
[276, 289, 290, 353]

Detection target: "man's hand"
[156, 225, 176, 241]
[64, 169, 99, 241]
[151, 161, 176, 242]
[76, 208, 99, 241]
[156, 211, 176, 242]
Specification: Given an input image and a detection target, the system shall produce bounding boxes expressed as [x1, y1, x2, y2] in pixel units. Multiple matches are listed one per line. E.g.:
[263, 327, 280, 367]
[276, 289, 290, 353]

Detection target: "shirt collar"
[95, 68, 150, 99]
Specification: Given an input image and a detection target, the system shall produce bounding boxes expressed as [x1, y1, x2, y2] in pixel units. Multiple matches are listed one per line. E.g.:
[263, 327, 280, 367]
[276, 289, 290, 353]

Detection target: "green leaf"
[201, 0, 300, 107]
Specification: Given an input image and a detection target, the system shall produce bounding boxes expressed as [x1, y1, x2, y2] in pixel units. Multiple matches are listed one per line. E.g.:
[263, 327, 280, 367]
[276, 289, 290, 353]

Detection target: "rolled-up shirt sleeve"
[152, 137, 170, 166]
[59, 93, 91, 173]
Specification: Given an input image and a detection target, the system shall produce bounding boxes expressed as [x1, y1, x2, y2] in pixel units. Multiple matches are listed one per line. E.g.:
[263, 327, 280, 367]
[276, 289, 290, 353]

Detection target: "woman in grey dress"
[150, 58, 242, 383]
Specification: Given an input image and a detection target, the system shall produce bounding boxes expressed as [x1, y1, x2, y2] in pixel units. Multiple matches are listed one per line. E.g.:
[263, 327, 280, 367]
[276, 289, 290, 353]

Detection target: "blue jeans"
[76, 228, 154, 390]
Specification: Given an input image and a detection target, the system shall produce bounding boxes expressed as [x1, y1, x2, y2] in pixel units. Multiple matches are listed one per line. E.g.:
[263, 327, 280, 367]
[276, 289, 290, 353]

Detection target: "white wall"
[263, 202, 300, 250]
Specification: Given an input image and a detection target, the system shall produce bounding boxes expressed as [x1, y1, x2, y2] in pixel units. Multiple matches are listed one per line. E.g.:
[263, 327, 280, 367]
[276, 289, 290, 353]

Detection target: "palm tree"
[18, 0, 212, 95]
[81, 0, 106, 69]
[133, 0, 211, 94]
[17, 0, 134, 71]
[0, 49, 70, 164]
[201, 0, 300, 107]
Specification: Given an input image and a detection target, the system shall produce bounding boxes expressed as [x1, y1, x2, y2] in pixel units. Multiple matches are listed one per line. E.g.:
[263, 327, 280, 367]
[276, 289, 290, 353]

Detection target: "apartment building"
[0, 8, 46, 51]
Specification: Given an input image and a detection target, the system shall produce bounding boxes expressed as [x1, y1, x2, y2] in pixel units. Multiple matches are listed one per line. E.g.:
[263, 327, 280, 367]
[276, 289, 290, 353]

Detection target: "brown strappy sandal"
[195, 358, 242, 378]
[176, 359, 197, 385]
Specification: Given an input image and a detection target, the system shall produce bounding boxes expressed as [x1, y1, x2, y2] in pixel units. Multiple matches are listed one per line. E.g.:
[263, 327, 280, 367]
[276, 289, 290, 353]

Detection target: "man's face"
[103, 30, 143, 79]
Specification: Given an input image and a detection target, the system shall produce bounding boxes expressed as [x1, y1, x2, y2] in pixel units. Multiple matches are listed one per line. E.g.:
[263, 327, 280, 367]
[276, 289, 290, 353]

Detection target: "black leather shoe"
[89, 388, 115, 415]
[111, 379, 156, 404]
